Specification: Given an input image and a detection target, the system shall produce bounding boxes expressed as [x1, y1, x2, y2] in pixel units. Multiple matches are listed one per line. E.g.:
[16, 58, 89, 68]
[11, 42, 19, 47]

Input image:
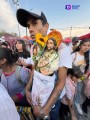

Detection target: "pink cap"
[63, 37, 72, 43]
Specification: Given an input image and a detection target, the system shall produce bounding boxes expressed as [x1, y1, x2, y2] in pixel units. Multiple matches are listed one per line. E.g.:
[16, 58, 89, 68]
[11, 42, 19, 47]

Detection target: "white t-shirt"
[72, 52, 86, 73]
[68, 42, 73, 53]
[58, 43, 72, 99]
[19, 57, 34, 65]
[58, 43, 72, 68]
[0, 83, 20, 120]
[25, 57, 34, 65]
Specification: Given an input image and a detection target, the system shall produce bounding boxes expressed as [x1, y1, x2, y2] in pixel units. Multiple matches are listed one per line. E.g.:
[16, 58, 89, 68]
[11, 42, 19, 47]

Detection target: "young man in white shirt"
[16, 8, 72, 120]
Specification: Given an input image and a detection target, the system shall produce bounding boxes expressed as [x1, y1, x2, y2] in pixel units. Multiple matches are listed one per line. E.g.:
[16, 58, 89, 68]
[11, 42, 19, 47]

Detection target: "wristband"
[40, 108, 44, 117]
[40, 108, 50, 120]
[43, 115, 50, 120]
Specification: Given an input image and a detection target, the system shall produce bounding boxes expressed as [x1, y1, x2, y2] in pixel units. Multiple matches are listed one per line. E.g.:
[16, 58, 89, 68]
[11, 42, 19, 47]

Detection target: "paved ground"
[59, 106, 90, 120]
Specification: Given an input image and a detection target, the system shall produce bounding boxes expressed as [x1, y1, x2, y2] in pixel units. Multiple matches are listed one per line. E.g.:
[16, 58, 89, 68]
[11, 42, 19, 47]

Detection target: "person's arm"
[43, 67, 67, 114]
[66, 98, 76, 120]
[25, 66, 34, 105]
[15, 60, 22, 66]
[18, 59, 28, 67]
[64, 78, 77, 120]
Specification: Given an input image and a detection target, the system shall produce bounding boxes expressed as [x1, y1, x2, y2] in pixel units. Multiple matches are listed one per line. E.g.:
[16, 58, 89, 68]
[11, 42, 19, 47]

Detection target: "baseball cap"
[63, 37, 72, 43]
[16, 8, 47, 27]
[72, 37, 79, 43]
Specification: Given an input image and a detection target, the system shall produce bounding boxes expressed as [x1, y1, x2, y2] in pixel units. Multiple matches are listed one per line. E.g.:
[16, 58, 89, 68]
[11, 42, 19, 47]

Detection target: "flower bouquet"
[48, 30, 62, 47]
[32, 33, 48, 66]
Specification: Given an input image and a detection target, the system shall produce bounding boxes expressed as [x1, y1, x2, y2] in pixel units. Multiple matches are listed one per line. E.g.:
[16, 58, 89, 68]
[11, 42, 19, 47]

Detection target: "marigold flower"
[48, 30, 62, 47]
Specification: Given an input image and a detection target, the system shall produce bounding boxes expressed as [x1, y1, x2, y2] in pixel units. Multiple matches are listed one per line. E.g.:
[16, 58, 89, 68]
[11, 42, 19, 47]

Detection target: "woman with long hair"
[72, 39, 90, 115]
[15, 40, 34, 68]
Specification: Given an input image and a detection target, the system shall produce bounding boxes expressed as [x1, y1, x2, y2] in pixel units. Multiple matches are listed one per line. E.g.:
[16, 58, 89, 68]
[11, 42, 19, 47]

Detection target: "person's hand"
[32, 105, 49, 118]
[16, 60, 22, 65]
[25, 89, 32, 105]
[72, 116, 77, 120]
[12, 95, 20, 102]
[19, 59, 25, 65]
[83, 74, 89, 79]
[32, 105, 41, 117]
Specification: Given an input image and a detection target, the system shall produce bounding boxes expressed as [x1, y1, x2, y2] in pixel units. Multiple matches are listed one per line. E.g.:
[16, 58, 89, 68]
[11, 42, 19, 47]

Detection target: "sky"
[0, 0, 90, 39]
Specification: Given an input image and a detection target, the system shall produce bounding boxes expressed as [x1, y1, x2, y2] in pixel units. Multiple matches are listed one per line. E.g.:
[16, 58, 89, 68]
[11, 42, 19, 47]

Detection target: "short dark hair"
[67, 69, 80, 78]
[0, 47, 19, 65]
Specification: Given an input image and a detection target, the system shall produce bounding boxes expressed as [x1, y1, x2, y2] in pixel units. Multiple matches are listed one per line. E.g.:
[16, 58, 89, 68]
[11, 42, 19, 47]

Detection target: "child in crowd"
[61, 69, 78, 120]
[71, 39, 90, 115]
[0, 47, 30, 106]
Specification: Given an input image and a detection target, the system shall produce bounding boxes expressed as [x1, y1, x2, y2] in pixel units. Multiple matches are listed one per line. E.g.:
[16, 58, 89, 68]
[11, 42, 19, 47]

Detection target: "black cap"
[72, 37, 79, 43]
[16, 8, 47, 27]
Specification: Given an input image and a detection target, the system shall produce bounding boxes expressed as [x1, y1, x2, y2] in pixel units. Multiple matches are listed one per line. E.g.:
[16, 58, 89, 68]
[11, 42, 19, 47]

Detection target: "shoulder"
[71, 52, 76, 60]
[26, 57, 34, 65]
[72, 52, 80, 61]
[58, 43, 71, 56]
[58, 43, 72, 68]
[19, 67, 30, 83]
[20, 67, 30, 75]
[58, 43, 67, 51]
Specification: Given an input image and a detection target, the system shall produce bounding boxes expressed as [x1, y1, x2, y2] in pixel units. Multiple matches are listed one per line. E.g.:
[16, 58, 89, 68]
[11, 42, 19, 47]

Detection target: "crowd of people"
[0, 8, 90, 120]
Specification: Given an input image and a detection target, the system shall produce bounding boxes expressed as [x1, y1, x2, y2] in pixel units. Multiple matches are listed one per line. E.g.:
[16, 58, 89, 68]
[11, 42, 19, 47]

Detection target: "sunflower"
[35, 33, 48, 47]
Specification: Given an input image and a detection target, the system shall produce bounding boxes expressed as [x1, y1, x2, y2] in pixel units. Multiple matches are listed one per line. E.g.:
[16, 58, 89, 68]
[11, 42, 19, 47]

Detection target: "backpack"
[0, 66, 22, 83]
[0, 67, 35, 120]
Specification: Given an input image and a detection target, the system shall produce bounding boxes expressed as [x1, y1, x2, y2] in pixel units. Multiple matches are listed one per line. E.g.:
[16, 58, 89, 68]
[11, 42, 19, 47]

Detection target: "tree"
[0, 30, 18, 37]
[0, 30, 6, 37]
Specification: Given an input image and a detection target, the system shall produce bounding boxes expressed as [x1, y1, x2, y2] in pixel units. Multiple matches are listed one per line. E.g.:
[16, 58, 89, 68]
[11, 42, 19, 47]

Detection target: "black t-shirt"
[18, 51, 30, 58]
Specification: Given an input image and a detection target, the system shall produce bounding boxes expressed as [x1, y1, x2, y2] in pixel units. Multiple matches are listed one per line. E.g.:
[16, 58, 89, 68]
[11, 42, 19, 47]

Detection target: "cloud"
[52, 28, 90, 39]
[0, 0, 90, 38]
[0, 0, 17, 31]
[0, 0, 26, 36]
[61, 29, 90, 38]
